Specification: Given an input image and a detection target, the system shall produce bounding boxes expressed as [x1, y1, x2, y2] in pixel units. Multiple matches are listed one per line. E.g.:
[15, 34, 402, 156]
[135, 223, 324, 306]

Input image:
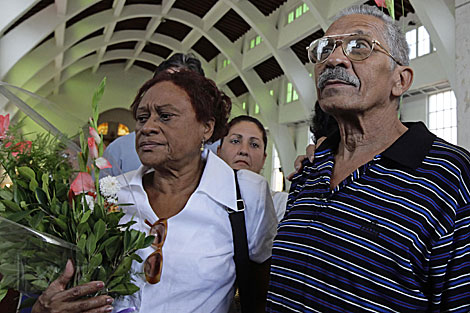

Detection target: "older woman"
[32, 70, 277, 313]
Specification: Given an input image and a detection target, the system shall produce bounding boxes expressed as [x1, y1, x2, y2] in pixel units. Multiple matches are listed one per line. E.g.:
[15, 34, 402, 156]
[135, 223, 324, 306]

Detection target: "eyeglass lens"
[144, 218, 167, 284]
[309, 35, 373, 63]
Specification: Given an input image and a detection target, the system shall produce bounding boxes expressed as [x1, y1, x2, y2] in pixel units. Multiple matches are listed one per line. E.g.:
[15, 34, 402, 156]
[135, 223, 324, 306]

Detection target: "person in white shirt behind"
[217, 115, 288, 222]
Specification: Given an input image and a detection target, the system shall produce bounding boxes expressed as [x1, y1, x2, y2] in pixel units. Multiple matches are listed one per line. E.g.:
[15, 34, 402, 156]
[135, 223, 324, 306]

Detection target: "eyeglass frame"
[306, 33, 402, 66]
[143, 218, 168, 284]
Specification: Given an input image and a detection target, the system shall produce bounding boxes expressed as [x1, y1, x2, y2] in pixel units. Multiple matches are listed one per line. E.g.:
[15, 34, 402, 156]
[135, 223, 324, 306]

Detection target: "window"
[249, 35, 263, 50]
[287, 3, 310, 24]
[406, 26, 433, 60]
[255, 103, 260, 114]
[222, 58, 231, 69]
[286, 82, 299, 103]
[242, 101, 246, 111]
[269, 89, 274, 96]
[117, 123, 130, 136]
[428, 90, 457, 144]
[271, 147, 284, 192]
[97, 122, 108, 135]
[288, 11, 294, 23]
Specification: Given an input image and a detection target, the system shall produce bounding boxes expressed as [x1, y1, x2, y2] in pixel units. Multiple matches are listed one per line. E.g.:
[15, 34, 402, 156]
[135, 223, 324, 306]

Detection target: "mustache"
[317, 67, 360, 90]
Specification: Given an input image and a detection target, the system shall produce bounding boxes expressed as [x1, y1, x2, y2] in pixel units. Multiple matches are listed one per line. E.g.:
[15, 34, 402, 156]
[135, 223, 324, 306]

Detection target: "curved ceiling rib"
[4, 2, 296, 173]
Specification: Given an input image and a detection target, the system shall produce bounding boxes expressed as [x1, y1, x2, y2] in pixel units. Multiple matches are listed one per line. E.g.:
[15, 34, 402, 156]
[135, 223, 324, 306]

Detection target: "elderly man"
[267, 4, 470, 312]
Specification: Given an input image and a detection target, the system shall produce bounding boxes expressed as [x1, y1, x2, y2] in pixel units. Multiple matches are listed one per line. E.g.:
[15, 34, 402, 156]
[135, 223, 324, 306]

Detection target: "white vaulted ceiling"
[0, 0, 454, 175]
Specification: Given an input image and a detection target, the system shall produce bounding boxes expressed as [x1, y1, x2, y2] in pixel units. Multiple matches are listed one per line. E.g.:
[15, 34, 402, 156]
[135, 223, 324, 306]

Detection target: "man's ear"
[392, 66, 414, 97]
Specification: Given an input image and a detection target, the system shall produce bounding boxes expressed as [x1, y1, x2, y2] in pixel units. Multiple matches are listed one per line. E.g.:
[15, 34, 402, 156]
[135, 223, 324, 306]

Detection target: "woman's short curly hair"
[130, 70, 232, 143]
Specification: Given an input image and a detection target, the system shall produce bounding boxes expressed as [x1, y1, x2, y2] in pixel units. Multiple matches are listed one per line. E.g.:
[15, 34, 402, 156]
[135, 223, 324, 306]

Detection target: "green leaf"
[111, 256, 132, 277]
[80, 210, 92, 224]
[17, 166, 36, 181]
[89, 253, 102, 269]
[93, 219, 106, 241]
[7, 210, 31, 222]
[143, 235, 155, 248]
[29, 178, 39, 192]
[31, 211, 45, 229]
[77, 234, 87, 254]
[103, 236, 119, 260]
[130, 253, 143, 263]
[35, 188, 48, 207]
[0, 263, 19, 275]
[107, 275, 124, 289]
[109, 282, 139, 296]
[2, 199, 21, 211]
[385, 0, 395, 19]
[54, 217, 68, 231]
[124, 229, 131, 252]
[86, 233, 97, 255]
[0, 189, 13, 201]
[0, 289, 8, 302]
[31, 279, 49, 290]
[41, 173, 51, 201]
[97, 266, 107, 282]
[92, 78, 107, 125]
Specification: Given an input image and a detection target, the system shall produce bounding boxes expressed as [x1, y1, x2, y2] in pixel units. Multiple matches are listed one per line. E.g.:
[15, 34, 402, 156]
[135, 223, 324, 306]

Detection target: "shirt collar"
[318, 121, 436, 169]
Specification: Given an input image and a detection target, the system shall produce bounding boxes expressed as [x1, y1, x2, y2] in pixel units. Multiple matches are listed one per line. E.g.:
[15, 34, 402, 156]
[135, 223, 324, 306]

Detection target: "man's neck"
[330, 108, 407, 189]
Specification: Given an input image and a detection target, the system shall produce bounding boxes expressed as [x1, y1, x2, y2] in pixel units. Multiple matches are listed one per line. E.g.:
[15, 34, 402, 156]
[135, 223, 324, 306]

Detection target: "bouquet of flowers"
[0, 78, 152, 309]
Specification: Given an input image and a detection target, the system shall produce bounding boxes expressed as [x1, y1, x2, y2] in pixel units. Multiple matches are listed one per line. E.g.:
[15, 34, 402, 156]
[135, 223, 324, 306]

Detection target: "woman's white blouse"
[113, 150, 278, 313]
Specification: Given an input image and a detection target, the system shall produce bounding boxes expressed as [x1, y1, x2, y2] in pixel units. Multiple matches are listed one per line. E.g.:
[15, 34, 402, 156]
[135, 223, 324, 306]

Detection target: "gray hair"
[334, 5, 409, 67]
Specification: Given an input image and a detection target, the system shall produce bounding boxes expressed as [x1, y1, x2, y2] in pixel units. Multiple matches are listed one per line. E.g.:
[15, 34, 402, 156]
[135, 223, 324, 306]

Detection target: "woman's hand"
[32, 260, 114, 313]
[287, 137, 326, 181]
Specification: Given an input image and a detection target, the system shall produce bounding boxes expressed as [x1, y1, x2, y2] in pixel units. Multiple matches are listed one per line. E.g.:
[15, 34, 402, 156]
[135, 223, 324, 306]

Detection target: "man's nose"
[325, 44, 351, 68]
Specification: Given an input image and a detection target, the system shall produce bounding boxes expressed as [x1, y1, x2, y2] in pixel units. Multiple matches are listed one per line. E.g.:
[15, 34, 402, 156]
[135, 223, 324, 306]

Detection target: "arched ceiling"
[0, 0, 420, 175]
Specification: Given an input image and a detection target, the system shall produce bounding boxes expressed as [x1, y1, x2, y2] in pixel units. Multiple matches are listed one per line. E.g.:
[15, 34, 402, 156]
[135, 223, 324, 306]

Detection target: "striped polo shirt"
[267, 122, 470, 312]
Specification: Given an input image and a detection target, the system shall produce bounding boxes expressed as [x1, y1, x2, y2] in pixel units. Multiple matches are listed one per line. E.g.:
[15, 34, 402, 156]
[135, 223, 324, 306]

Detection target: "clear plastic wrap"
[0, 216, 79, 295]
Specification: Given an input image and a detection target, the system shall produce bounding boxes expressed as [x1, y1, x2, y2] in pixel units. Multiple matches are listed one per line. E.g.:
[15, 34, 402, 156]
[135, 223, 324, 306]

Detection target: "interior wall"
[21, 64, 152, 136]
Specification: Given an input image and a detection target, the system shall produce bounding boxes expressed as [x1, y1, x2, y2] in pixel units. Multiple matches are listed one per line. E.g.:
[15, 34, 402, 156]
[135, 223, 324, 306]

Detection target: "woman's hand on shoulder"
[286, 136, 326, 181]
[32, 260, 114, 313]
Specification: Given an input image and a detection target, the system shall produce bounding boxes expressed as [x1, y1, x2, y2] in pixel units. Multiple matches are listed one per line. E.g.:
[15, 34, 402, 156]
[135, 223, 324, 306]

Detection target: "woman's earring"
[200, 139, 205, 152]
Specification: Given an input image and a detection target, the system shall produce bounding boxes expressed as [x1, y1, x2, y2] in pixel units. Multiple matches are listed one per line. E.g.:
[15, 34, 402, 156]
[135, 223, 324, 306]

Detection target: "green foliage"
[0, 79, 152, 306]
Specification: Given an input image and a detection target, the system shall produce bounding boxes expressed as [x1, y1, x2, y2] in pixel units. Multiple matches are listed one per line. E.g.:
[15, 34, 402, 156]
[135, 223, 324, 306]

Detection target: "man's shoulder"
[428, 137, 470, 168]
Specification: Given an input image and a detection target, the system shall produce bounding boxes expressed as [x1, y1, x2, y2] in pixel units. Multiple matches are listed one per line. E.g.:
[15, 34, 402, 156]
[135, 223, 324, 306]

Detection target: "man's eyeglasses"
[144, 218, 167, 284]
[306, 33, 402, 65]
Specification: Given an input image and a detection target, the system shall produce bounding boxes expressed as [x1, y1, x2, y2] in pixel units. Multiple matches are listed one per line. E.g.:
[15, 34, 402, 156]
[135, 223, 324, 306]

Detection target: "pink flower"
[70, 172, 96, 196]
[5, 141, 32, 158]
[375, 0, 387, 7]
[0, 114, 10, 140]
[89, 127, 101, 145]
[88, 137, 98, 159]
[95, 157, 112, 169]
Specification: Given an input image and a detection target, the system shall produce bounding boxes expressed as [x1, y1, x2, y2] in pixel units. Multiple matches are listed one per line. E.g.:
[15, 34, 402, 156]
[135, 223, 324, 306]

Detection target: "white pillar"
[456, 0, 470, 150]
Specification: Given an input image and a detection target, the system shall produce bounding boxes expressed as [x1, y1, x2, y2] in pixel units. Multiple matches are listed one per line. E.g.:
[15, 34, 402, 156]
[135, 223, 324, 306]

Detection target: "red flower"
[375, 0, 387, 7]
[88, 137, 98, 159]
[5, 141, 32, 158]
[0, 114, 10, 140]
[70, 172, 96, 196]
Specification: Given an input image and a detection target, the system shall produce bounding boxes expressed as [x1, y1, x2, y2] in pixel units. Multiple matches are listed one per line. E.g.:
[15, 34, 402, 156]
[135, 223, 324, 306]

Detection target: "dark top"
[267, 122, 470, 312]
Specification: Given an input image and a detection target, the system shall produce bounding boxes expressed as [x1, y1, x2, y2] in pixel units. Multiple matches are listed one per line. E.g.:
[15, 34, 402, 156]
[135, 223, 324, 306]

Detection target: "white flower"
[82, 194, 95, 211]
[99, 176, 121, 198]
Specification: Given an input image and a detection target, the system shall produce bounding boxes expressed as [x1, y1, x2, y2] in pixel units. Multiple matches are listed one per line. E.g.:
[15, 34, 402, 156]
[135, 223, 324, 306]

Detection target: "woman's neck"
[143, 157, 205, 219]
